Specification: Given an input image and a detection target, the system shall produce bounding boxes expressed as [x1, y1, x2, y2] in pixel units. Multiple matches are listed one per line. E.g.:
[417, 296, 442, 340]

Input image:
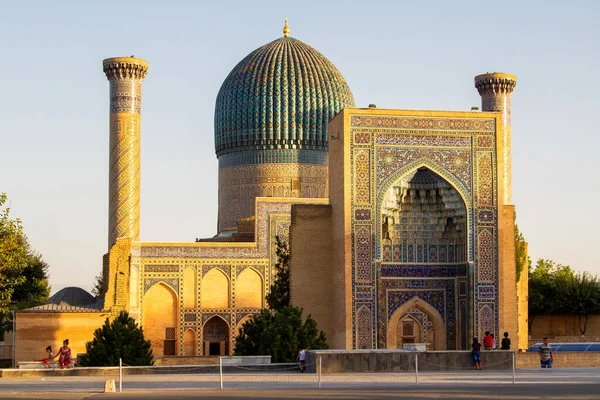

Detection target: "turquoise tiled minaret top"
[214, 30, 355, 161]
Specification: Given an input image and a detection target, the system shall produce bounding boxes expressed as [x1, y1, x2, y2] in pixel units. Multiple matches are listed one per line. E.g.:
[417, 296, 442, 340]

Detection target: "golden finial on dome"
[283, 18, 290, 37]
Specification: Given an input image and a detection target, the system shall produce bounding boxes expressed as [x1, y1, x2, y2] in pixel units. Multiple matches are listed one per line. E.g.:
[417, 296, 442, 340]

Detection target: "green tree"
[79, 311, 153, 366]
[0, 193, 28, 315]
[10, 252, 50, 309]
[234, 236, 328, 362]
[563, 272, 600, 335]
[91, 273, 105, 298]
[266, 236, 290, 311]
[235, 306, 327, 363]
[514, 222, 530, 282]
[0, 193, 52, 338]
[528, 259, 575, 332]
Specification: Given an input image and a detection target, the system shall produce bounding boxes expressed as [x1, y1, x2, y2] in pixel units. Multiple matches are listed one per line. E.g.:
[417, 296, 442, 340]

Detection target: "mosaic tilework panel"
[108, 113, 141, 247]
[356, 305, 373, 349]
[218, 163, 327, 231]
[402, 308, 433, 343]
[477, 152, 493, 206]
[109, 80, 142, 114]
[356, 286, 373, 300]
[380, 264, 468, 278]
[202, 265, 231, 277]
[202, 313, 231, 324]
[219, 149, 328, 168]
[379, 278, 456, 350]
[355, 226, 372, 282]
[376, 147, 472, 193]
[351, 116, 495, 131]
[376, 134, 471, 147]
[184, 313, 197, 322]
[477, 228, 494, 282]
[355, 209, 371, 220]
[143, 278, 179, 294]
[214, 37, 355, 157]
[478, 304, 495, 340]
[478, 285, 495, 299]
[477, 209, 495, 225]
[354, 150, 370, 204]
[144, 265, 179, 273]
[354, 131, 371, 144]
[477, 135, 494, 148]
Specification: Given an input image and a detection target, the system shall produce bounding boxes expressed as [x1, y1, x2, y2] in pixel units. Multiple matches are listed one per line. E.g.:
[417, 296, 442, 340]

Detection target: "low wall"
[306, 350, 600, 372]
[155, 355, 271, 366]
[531, 315, 600, 337]
[306, 350, 513, 373]
[516, 352, 600, 368]
[0, 362, 294, 378]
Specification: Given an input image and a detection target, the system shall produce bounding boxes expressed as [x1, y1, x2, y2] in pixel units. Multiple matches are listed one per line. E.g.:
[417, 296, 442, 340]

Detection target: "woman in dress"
[55, 339, 72, 369]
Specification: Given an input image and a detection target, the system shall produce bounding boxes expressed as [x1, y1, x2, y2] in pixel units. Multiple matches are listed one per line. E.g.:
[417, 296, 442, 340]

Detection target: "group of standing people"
[471, 331, 511, 370]
[40, 339, 72, 369]
[472, 332, 554, 369]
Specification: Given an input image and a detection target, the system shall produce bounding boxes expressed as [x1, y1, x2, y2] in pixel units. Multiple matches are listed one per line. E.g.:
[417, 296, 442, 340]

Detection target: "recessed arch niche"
[142, 282, 177, 356]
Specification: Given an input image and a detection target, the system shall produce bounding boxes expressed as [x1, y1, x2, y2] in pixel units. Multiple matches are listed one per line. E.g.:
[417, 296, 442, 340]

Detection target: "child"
[56, 339, 72, 369]
[472, 338, 482, 370]
[491, 334, 497, 350]
[40, 346, 54, 368]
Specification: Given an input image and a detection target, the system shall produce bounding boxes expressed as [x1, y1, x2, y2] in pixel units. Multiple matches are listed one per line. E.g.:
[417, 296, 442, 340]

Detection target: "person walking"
[538, 337, 553, 368]
[501, 332, 511, 350]
[297, 348, 307, 372]
[472, 338, 483, 370]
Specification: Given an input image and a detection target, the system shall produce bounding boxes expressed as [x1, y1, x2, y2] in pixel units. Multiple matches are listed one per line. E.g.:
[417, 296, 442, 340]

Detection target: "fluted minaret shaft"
[103, 57, 148, 249]
[474, 73, 517, 205]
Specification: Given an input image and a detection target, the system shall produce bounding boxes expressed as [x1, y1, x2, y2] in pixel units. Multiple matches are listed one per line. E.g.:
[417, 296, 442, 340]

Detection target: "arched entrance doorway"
[202, 316, 229, 356]
[380, 166, 469, 350]
[387, 297, 446, 350]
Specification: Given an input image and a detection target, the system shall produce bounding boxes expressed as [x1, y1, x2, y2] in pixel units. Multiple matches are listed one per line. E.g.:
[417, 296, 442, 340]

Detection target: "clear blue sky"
[1, 0, 598, 294]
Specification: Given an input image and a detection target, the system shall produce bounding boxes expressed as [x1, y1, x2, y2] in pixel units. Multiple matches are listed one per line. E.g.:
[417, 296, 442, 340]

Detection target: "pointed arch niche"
[236, 268, 263, 308]
[142, 282, 177, 356]
[387, 297, 446, 350]
[203, 316, 230, 356]
[183, 329, 196, 356]
[380, 167, 468, 265]
[201, 269, 229, 309]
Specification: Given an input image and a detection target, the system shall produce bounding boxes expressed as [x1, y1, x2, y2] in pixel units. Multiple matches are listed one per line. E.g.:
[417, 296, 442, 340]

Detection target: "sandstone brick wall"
[289, 204, 334, 345]
[531, 315, 600, 338]
[14, 311, 106, 364]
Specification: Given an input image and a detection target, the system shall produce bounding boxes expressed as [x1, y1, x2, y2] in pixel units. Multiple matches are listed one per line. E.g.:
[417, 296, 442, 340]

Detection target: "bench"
[18, 361, 65, 369]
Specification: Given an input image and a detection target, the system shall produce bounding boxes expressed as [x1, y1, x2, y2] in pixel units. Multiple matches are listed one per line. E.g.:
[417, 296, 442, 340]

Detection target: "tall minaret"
[474, 72, 517, 205]
[103, 57, 149, 249]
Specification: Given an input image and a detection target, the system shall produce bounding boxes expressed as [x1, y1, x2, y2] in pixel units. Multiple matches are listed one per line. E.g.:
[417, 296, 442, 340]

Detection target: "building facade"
[15, 22, 527, 362]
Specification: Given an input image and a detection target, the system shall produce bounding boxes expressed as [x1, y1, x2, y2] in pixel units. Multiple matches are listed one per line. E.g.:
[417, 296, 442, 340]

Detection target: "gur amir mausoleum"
[15, 21, 528, 361]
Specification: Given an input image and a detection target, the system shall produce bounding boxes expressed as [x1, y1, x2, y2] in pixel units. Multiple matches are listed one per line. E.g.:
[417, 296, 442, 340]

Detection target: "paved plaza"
[1, 368, 600, 399]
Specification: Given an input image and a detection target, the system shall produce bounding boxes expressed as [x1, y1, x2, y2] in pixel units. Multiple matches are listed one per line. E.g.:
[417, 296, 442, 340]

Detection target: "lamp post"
[11, 310, 15, 368]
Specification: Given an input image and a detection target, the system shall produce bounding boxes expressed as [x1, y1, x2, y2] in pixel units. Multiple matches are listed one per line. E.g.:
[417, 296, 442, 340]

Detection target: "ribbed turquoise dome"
[214, 36, 355, 158]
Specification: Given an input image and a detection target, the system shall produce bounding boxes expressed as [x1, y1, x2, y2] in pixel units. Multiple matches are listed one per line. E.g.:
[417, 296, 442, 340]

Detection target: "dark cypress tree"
[266, 236, 290, 311]
[79, 311, 153, 366]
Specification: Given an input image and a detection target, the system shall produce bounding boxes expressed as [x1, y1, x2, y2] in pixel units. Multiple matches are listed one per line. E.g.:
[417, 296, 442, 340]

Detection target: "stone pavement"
[0, 368, 599, 399]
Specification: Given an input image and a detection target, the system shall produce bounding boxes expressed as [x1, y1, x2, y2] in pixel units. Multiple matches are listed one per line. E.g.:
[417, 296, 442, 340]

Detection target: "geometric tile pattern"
[214, 37, 355, 157]
[104, 58, 148, 250]
[350, 114, 499, 350]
